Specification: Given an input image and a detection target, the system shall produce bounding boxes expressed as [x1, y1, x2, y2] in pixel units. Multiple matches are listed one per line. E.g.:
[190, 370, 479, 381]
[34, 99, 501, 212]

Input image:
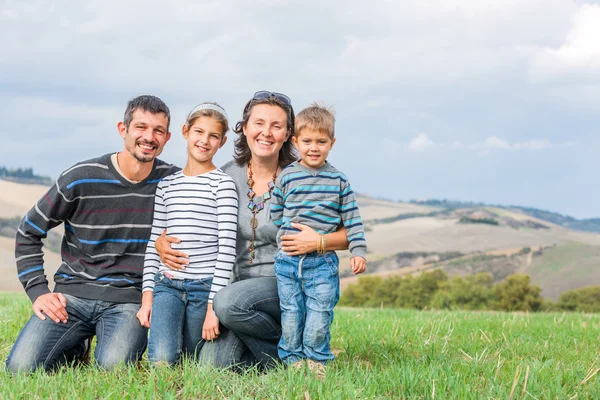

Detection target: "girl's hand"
[136, 292, 153, 328]
[279, 223, 319, 256]
[155, 230, 189, 271]
[202, 304, 220, 341]
[351, 257, 367, 275]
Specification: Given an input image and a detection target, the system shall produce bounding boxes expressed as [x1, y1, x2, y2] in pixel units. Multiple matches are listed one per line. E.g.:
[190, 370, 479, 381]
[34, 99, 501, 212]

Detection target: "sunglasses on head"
[252, 91, 292, 107]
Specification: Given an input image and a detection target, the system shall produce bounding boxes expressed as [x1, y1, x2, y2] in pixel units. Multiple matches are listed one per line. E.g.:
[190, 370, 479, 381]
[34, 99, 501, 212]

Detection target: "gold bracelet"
[321, 234, 327, 254]
[316, 235, 322, 254]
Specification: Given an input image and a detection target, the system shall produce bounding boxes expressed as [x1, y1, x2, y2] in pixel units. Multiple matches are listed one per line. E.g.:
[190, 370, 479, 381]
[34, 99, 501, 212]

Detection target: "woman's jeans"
[148, 272, 212, 364]
[273, 251, 340, 365]
[202, 276, 282, 369]
[6, 293, 147, 373]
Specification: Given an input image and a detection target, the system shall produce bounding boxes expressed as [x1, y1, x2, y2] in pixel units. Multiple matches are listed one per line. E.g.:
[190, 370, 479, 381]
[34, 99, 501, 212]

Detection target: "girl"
[136, 102, 238, 364]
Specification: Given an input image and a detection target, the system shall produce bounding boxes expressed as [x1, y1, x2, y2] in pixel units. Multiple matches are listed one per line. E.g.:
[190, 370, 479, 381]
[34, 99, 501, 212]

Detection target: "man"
[6, 95, 177, 372]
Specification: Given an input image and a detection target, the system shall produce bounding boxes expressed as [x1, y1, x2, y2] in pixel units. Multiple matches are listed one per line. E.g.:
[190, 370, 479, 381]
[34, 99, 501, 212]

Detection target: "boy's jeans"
[6, 293, 147, 373]
[274, 251, 340, 365]
[148, 272, 212, 364]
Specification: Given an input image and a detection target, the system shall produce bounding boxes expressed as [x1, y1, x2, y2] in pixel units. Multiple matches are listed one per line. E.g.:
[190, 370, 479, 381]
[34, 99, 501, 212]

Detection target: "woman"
[155, 91, 348, 369]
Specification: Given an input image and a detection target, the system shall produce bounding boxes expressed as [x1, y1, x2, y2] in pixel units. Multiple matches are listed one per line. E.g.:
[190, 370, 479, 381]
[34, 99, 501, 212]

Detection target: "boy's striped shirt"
[270, 161, 367, 259]
[142, 169, 238, 302]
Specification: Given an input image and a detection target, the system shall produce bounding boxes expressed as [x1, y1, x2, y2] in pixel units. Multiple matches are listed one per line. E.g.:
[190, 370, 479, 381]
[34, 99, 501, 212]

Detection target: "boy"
[270, 103, 367, 377]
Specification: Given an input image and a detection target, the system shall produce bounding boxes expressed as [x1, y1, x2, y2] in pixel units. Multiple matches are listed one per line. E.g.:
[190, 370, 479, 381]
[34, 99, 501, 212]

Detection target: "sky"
[1, 0, 599, 218]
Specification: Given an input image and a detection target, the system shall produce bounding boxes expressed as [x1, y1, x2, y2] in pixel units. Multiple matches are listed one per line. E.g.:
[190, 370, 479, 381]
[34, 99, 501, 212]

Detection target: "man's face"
[119, 109, 171, 163]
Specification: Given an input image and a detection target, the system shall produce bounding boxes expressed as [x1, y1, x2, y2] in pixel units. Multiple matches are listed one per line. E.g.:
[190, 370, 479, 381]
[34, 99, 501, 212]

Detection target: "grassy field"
[1, 293, 600, 399]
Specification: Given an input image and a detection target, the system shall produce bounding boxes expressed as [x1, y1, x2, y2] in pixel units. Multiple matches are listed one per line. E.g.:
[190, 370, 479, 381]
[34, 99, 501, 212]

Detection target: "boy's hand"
[350, 257, 367, 275]
[202, 303, 220, 341]
[136, 292, 153, 328]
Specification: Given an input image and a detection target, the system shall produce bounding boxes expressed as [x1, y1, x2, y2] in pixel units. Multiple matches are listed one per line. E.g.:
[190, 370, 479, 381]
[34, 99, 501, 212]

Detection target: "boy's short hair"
[295, 103, 335, 138]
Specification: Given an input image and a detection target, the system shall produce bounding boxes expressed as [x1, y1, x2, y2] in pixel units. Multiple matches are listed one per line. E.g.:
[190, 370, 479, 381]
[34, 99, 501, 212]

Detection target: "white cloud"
[408, 134, 435, 151]
[529, 4, 600, 82]
[408, 135, 570, 155]
[483, 136, 511, 150]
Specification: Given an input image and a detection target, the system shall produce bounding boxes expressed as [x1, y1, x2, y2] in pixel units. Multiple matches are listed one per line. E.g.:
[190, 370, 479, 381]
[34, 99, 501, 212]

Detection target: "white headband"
[187, 103, 229, 122]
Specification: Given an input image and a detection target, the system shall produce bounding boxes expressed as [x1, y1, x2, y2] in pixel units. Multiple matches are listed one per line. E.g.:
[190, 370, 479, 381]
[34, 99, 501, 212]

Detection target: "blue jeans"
[148, 272, 212, 364]
[6, 293, 147, 373]
[274, 251, 340, 365]
[204, 276, 281, 369]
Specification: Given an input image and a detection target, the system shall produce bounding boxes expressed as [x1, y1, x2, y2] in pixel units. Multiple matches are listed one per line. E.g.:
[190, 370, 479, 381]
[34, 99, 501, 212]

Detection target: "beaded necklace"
[247, 162, 277, 264]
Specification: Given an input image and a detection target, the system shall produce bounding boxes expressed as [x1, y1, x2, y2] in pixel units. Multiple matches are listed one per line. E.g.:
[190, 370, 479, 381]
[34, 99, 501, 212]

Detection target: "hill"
[1, 180, 599, 298]
[410, 199, 600, 233]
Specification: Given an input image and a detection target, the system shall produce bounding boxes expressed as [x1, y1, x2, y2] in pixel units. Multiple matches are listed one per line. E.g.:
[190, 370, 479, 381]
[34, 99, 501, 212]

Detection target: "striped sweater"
[142, 169, 238, 302]
[14, 153, 178, 304]
[271, 161, 367, 259]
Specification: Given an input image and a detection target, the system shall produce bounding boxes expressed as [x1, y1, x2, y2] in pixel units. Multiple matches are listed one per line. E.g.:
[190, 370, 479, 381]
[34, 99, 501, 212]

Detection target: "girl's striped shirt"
[142, 169, 238, 302]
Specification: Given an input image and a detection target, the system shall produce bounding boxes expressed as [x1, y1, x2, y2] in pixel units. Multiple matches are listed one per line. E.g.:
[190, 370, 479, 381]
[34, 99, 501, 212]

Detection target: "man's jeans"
[148, 272, 211, 364]
[6, 293, 147, 373]
[274, 251, 340, 365]
[203, 276, 282, 369]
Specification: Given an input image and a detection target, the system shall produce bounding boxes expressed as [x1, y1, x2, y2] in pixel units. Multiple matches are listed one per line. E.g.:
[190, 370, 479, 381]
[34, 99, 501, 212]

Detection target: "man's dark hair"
[124, 95, 171, 131]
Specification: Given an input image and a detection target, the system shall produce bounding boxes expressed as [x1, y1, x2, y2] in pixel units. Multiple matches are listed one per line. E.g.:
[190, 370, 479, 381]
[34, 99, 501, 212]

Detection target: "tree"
[492, 274, 542, 312]
[558, 286, 600, 313]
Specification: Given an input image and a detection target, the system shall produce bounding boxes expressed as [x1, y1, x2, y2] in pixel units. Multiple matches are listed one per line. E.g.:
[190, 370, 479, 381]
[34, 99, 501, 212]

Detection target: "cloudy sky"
[1, 0, 599, 218]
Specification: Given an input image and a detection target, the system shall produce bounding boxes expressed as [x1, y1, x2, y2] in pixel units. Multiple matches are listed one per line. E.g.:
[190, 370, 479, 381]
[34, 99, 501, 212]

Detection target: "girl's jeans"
[274, 251, 340, 365]
[148, 272, 212, 364]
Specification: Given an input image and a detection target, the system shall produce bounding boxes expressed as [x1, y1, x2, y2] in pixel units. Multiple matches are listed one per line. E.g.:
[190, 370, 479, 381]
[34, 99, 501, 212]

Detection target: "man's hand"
[32, 293, 68, 323]
[350, 257, 367, 275]
[202, 303, 220, 341]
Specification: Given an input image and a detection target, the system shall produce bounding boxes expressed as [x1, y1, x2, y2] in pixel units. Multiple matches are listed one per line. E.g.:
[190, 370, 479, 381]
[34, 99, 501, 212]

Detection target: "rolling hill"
[1, 179, 599, 299]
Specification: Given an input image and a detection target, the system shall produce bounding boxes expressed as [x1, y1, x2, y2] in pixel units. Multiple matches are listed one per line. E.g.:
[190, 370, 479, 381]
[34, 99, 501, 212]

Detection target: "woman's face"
[243, 103, 290, 162]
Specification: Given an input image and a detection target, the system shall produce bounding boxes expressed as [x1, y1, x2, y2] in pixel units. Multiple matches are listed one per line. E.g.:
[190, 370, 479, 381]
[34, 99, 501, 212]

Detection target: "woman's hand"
[280, 223, 319, 256]
[155, 230, 189, 271]
[202, 303, 220, 341]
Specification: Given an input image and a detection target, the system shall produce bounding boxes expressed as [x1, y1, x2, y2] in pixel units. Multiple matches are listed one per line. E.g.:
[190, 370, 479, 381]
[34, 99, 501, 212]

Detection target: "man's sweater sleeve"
[340, 180, 367, 259]
[15, 179, 77, 302]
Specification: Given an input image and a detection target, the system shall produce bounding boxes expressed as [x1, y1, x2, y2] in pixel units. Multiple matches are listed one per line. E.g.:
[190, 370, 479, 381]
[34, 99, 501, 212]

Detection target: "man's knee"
[6, 347, 41, 374]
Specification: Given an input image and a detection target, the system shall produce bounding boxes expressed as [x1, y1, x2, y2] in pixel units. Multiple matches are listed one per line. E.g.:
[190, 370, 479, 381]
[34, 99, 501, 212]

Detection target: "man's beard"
[133, 140, 158, 163]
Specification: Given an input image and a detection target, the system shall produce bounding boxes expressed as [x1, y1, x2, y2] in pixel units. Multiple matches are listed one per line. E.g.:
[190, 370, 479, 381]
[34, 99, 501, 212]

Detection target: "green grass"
[1, 293, 600, 399]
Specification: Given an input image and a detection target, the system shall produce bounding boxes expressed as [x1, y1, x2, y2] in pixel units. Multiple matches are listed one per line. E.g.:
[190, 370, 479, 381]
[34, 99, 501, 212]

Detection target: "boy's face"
[292, 128, 336, 169]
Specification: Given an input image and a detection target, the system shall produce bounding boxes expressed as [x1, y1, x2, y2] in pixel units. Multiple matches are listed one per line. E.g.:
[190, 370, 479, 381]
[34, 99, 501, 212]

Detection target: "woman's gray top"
[222, 161, 279, 282]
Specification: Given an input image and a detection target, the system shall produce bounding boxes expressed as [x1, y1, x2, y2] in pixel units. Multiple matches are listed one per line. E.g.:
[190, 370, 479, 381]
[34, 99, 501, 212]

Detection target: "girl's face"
[243, 104, 290, 163]
[182, 116, 226, 166]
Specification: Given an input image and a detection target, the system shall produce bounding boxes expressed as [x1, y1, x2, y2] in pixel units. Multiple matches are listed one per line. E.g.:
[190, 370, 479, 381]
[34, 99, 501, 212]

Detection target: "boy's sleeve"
[270, 174, 285, 227]
[15, 178, 77, 303]
[340, 180, 367, 259]
[142, 183, 168, 293]
[208, 176, 239, 302]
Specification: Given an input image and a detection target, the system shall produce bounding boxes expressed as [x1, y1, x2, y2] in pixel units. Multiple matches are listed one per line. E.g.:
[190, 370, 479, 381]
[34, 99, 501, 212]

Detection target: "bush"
[431, 273, 494, 310]
[492, 274, 542, 312]
[558, 286, 600, 313]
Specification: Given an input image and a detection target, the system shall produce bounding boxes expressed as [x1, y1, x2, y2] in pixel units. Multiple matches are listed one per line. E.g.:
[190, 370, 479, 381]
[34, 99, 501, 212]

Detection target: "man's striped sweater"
[15, 153, 178, 304]
[270, 161, 367, 259]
